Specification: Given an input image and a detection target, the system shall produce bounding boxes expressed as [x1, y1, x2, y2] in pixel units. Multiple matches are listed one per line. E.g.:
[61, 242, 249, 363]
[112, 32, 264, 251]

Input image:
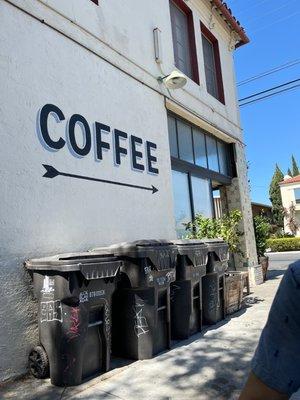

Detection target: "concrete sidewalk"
[0, 268, 285, 400]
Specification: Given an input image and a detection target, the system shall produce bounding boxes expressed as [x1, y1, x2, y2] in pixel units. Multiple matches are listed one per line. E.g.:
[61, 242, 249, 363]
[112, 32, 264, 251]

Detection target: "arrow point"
[152, 185, 158, 194]
[42, 164, 59, 179]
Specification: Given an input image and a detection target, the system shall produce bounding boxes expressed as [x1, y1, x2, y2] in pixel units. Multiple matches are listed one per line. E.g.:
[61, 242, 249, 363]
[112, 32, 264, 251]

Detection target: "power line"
[245, 1, 293, 24]
[239, 78, 300, 102]
[240, 84, 300, 107]
[251, 10, 300, 34]
[238, 59, 300, 86]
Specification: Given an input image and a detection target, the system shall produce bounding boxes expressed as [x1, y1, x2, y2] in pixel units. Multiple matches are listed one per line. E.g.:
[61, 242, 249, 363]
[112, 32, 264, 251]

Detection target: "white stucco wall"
[0, 0, 177, 381]
[280, 182, 300, 237]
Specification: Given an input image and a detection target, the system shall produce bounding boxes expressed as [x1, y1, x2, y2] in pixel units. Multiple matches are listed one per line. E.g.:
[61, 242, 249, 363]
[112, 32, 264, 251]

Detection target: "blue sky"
[227, 0, 300, 205]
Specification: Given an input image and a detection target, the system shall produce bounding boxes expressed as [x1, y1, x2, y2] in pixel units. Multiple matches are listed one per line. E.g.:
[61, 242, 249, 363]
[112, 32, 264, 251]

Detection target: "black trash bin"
[25, 252, 122, 387]
[93, 240, 178, 360]
[170, 240, 208, 340]
[202, 239, 229, 325]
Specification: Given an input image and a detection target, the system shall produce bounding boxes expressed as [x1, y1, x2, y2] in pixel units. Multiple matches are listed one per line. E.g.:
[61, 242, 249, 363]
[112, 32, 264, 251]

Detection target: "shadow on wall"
[0, 302, 262, 400]
[0, 259, 39, 382]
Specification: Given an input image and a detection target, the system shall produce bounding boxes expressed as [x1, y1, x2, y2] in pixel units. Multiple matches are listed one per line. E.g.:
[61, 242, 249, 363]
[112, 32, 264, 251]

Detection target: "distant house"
[251, 202, 272, 220]
[279, 175, 300, 237]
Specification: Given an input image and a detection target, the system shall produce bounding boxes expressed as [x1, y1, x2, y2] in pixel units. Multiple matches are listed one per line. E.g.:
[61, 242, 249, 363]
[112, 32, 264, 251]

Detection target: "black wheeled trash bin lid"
[25, 251, 122, 279]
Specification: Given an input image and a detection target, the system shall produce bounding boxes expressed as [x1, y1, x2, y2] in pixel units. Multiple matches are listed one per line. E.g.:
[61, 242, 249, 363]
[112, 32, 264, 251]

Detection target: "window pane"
[172, 170, 192, 238]
[170, 1, 192, 78]
[191, 176, 213, 217]
[217, 141, 228, 175]
[168, 116, 178, 158]
[193, 128, 207, 168]
[202, 34, 218, 99]
[177, 120, 194, 163]
[206, 135, 219, 172]
[295, 189, 300, 203]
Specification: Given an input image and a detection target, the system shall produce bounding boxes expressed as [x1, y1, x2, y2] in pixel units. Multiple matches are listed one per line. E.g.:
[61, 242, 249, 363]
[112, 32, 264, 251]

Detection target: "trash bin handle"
[78, 260, 121, 268]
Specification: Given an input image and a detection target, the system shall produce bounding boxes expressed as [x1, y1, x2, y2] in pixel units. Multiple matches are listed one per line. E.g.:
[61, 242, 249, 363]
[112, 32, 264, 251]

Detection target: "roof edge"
[210, 0, 250, 47]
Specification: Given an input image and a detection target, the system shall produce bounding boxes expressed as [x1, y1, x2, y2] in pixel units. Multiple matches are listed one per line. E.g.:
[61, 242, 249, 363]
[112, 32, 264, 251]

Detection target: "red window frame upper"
[200, 22, 225, 104]
[170, 0, 199, 85]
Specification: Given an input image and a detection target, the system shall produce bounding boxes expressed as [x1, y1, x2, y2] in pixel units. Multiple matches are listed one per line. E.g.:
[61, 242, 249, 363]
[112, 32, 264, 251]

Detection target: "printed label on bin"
[40, 300, 63, 323]
[79, 290, 105, 303]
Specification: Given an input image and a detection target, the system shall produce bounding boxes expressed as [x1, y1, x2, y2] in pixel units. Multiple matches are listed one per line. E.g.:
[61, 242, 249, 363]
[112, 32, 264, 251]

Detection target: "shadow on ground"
[0, 297, 265, 400]
[267, 268, 286, 280]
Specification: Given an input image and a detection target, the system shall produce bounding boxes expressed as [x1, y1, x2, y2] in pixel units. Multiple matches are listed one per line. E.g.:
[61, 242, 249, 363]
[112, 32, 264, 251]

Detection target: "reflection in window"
[295, 188, 300, 204]
[193, 129, 207, 168]
[206, 135, 219, 172]
[172, 170, 192, 238]
[168, 116, 178, 158]
[191, 176, 213, 217]
[177, 120, 194, 163]
[217, 141, 228, 175]
[169, 1, 193, 78]
[202, 34, 218, 99]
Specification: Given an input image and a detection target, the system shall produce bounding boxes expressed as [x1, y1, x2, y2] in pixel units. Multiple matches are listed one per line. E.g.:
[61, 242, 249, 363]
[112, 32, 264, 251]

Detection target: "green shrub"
[266, 237, 300, 252]
[185, 210, 243, 255]
[253, 215, 271, 257]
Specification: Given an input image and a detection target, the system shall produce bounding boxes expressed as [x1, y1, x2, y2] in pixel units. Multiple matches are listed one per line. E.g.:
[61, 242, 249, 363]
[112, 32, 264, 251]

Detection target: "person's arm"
[239, 372, 289, 400]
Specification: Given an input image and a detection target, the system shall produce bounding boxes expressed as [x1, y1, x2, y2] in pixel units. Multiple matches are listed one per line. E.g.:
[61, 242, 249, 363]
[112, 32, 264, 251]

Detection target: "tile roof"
[280, 175, 300, 185]
[210, 0, 250, 47]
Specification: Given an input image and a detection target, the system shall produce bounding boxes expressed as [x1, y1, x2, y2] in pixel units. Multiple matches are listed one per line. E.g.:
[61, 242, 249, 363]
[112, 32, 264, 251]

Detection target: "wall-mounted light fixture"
[157, 70, 187, 90]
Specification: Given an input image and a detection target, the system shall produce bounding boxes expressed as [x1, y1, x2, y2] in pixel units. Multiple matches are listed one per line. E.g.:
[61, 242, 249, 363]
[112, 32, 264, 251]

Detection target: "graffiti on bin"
[133, 302, 149, 337]
[40, 300, 63, 323]
[104, 301, 111, 341]
[170, 284, 181, 302]
[79, 290, 105, 303]
[208, 282, 218, 311]
[63, 354, 76, 376]
[144, 266, 151, 275]
[41, 276, 55, 299]
[156, 271, 175, 286]
[67, 307, 80, 341]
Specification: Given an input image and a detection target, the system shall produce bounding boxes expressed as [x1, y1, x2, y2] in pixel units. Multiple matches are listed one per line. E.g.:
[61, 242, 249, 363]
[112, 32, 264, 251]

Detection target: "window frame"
[294, 188, 300, 204]
[200, 22, 225, 104]
[169, 0, 199, 84]
[168, 113, 234, 181]
[171, 167, 215, 236]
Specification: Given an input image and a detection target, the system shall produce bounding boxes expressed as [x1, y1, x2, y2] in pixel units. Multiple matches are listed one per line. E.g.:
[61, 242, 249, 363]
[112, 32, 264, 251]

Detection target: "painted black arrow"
[42, 164, 158, 194]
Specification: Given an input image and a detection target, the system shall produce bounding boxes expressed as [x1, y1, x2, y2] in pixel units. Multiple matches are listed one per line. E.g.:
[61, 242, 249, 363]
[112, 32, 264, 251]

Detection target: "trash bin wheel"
[29, 345, 49, 379]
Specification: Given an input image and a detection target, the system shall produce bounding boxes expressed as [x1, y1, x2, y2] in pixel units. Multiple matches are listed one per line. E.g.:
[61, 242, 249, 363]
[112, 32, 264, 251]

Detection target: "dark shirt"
[252, 262, 300, 396]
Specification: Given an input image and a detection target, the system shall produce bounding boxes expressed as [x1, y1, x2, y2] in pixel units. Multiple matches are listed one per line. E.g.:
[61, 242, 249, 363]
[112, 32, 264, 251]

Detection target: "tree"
[287, 168, 292, 176]
[269, 164, 284, 227]
[292, 155, 299, 177]
[284, 203, 299, 236]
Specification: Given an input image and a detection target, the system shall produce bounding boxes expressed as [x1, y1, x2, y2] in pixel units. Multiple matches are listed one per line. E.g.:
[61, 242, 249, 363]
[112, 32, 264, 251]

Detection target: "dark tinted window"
[202, 34, 218, 99]
[218, 141, 228, 175]
[177, 120, 194, 163]
[206, 135, 219, 172]
[170, 1, 192, 78]
[193, 129, 207, 168]
[168, 116, 178, 158]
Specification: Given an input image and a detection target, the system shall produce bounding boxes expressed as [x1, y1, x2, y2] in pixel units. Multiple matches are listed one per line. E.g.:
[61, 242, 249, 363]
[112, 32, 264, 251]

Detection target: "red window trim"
[170, 0, 199, 85]
[200, 22, 225, 105]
